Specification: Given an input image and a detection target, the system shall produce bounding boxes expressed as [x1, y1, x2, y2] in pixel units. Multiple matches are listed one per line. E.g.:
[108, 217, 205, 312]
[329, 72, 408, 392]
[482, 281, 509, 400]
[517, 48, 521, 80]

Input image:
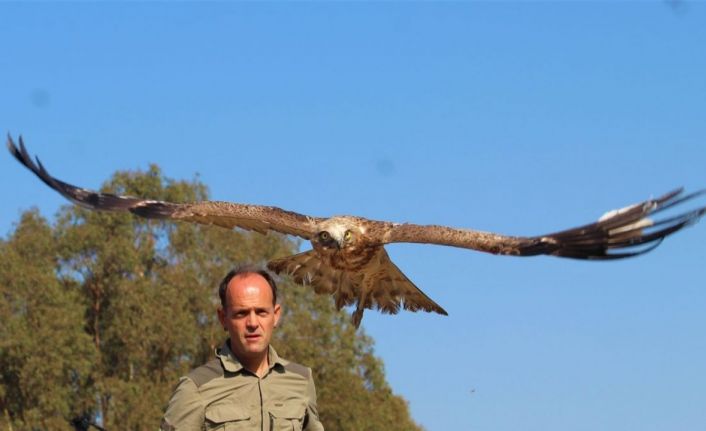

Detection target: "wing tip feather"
[544, 187, 705, 260]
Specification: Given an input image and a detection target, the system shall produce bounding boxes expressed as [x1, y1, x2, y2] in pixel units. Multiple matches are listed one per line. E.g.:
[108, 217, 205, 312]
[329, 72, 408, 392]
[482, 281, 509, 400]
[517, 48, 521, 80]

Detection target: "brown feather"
[362, 249, 447, 316]
[268, 248, 447, 328]
[379, 189, 706, 260]
[7, 135, 321, 239]
[267, 251, 360, 310]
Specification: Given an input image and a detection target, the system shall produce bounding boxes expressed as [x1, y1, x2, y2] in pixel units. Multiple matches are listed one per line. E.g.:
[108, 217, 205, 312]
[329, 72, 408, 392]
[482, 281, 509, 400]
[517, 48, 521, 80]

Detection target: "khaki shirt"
[162, 342, 324, 431]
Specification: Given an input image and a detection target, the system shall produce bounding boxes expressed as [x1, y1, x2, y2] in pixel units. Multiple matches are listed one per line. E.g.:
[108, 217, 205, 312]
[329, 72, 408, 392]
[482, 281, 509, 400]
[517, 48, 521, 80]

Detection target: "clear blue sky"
[2, 3, 705, 430]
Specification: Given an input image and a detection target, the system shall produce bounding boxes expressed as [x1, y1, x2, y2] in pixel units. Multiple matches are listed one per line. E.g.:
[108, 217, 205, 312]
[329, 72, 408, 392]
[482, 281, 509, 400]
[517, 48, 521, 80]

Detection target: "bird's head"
[313, 217, 365, 251]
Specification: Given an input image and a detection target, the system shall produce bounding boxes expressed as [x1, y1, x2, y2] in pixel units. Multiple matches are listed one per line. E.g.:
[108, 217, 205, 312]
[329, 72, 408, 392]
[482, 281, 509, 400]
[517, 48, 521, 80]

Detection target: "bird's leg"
[351, 306, 365, 329]
[351, 289, 370, 329]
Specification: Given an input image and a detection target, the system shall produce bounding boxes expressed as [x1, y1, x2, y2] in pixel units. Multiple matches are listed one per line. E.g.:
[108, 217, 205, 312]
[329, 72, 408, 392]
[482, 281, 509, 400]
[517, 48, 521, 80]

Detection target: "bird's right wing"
[7, 135, 323, 239]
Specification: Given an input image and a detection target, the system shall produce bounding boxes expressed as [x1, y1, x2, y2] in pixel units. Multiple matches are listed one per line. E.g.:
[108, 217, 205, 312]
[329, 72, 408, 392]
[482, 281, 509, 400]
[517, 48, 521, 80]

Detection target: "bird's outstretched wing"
[9, 134, 705, 260]
[7, 135, 322, 239]
[378, 189, 706, 260]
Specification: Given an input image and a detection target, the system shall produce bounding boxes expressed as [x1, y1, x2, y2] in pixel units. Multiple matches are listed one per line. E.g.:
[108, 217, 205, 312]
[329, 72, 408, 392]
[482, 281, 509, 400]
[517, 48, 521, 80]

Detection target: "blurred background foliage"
[0, 167, 421, 430]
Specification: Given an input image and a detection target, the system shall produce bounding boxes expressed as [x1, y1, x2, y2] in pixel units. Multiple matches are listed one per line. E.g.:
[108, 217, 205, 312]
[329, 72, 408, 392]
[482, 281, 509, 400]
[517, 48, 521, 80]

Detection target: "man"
[162, 266, 324, 430]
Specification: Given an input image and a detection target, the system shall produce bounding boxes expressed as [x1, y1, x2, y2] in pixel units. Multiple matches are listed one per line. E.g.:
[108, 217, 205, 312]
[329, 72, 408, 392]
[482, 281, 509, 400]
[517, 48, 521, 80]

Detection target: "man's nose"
[246, 310, 258, 327]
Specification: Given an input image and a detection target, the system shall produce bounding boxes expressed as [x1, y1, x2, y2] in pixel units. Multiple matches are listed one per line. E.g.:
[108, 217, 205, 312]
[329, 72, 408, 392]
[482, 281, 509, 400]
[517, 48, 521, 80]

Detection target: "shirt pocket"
[268, 403, 306, 431]
[205, 404, 251, 430]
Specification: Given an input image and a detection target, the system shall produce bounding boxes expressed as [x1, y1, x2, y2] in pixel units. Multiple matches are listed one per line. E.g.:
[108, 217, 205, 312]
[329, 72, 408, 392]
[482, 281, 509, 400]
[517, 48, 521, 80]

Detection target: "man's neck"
[239, 350, 270, 377]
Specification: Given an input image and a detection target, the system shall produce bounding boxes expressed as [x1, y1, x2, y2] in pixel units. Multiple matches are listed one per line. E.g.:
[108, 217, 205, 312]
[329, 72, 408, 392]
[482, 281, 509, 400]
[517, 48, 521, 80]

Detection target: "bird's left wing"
[375, 188, 706, 260]
[7, 135, 322, 239]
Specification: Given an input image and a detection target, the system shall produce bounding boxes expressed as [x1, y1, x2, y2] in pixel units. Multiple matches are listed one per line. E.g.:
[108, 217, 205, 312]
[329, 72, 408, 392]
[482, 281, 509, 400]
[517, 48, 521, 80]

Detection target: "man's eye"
[257, 310, 269, 317]
[235, 311, 248, 318]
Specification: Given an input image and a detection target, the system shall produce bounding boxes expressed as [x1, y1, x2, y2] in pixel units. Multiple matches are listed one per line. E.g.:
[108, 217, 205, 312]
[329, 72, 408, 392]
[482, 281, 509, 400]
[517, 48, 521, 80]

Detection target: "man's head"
[217, 266, 281, 368]
[218, 266, 278, 308]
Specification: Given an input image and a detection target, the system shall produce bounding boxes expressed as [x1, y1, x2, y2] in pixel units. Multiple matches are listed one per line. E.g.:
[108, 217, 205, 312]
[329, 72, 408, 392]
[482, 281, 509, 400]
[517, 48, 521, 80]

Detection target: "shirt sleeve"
[161, 377, 206, 431]
[303, 369, 325, 431]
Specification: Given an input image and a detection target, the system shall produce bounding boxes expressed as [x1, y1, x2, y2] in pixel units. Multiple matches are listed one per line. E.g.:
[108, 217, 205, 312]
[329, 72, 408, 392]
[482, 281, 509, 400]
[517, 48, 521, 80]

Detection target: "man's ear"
[273, 304, 282, 327]
[217, 307, 226, 330]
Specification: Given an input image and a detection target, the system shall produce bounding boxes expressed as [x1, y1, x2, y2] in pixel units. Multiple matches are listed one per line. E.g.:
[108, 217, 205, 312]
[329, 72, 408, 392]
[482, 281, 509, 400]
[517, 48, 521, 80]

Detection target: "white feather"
[598, 203, 641, 221]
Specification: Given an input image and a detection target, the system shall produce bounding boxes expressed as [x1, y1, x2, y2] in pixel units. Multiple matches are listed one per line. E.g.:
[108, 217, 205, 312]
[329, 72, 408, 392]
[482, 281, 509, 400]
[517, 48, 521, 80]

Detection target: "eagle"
[7, 135, 706, 328]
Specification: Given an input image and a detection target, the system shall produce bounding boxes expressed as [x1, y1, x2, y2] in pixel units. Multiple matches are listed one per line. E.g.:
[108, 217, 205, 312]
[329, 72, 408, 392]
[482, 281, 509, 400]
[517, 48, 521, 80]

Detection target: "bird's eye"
[319, 231, 330, 241]
[344, 230, 352, 241]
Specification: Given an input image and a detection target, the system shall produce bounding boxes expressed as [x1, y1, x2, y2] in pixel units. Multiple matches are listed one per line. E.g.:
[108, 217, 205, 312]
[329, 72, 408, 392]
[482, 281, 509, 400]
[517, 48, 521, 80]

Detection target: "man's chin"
[242, 339, 267, 353]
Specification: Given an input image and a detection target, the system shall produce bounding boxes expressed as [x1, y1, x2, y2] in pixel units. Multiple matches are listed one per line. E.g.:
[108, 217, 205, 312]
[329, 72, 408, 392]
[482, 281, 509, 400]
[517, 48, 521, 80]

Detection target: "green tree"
[0, 166, 421, 430]
[0, 211, 95, 430]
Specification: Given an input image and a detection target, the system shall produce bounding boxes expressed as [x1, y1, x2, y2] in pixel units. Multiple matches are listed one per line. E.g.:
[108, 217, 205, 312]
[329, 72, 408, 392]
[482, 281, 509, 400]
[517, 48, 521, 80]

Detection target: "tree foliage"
[0, 166, 422, 430]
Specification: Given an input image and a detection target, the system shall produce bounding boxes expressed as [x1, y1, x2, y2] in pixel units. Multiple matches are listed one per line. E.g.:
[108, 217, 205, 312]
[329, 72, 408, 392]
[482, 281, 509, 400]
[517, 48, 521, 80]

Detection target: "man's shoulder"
[186, 357, 224, 388]
[279, 357, 311, 380]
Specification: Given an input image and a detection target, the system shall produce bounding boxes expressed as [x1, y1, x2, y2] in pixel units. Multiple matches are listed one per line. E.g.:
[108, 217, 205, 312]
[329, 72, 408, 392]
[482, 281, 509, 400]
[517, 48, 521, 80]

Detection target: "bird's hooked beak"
[328, 231, 345, 250]
[318, 233, 342, 250]
[333, 239, 342, 250]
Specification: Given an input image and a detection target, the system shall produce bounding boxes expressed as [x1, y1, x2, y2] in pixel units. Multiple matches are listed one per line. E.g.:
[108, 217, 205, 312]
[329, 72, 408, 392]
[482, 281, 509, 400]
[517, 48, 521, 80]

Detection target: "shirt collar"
[216, 340, 286, 374]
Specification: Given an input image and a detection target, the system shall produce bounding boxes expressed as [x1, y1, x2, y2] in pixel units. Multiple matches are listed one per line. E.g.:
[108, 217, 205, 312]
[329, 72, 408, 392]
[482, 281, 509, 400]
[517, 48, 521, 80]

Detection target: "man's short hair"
[218, 265, 278, 308]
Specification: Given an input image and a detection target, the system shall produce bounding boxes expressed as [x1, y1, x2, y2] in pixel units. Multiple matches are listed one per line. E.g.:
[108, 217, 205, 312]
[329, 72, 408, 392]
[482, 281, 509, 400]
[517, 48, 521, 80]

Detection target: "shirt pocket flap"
[205, 404, 251, 424]
[269, 402, 306, 420]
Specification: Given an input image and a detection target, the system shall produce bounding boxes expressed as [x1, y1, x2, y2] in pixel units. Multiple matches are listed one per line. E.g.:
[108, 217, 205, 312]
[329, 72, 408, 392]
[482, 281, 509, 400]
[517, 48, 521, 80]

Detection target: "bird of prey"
[7, 135, 706, 328]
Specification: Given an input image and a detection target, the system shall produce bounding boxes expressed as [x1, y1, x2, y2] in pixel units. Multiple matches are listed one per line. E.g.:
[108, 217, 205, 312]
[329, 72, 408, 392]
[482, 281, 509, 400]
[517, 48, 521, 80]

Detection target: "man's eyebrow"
[232, 306, 272, 312]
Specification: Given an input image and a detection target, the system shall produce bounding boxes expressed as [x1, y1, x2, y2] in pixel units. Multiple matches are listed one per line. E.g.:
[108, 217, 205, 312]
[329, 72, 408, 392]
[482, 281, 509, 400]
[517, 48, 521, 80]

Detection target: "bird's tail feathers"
[366, 249, 448, 317]
[267, 251, 359, 309]
[267, 249, 448, 328]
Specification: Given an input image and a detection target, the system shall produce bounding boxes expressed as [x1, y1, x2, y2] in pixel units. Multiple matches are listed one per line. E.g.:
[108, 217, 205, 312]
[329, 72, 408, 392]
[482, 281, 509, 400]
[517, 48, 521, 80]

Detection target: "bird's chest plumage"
[312, 242, 380, 271]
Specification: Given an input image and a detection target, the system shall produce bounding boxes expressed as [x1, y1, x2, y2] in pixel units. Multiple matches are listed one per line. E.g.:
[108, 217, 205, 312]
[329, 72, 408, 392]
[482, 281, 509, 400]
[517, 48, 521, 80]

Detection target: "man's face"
[217, 273, 281, 364]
